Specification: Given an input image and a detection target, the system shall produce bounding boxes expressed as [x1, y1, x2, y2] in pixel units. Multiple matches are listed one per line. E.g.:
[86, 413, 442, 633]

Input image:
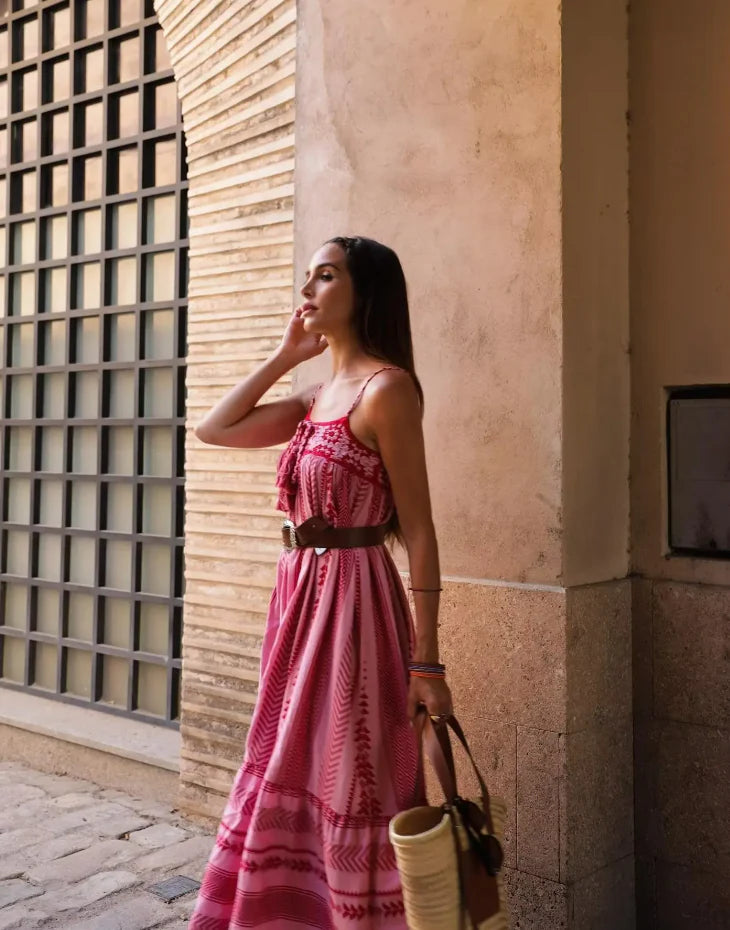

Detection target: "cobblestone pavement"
[0, 761, 216, 930]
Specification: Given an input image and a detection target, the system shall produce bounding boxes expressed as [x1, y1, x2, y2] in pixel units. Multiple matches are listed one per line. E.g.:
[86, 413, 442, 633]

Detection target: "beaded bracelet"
[409, 587, 443, 593]
[409, 661, 446, 672]
[409, 661, 446, 680]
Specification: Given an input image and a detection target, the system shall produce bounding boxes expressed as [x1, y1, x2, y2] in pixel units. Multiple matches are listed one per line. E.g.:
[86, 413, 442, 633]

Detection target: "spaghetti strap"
[307, 383, 323, 415]
[347, 366, 401, 415]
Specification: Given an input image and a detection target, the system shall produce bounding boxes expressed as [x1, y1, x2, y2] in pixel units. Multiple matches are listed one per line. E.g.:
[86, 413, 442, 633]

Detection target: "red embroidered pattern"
[276, 416, 389, 516]
[242, 855, 328, 883]
[354, 685, 383, 819]
[333, 900, 406, 920]
[303, 418, 389, 486]
[241, 764, 393, 827]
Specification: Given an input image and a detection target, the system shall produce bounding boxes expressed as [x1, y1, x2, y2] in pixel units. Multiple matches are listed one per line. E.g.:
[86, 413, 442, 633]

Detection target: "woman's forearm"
[403, 521, 441, 663]
[195, 348, 295, 442]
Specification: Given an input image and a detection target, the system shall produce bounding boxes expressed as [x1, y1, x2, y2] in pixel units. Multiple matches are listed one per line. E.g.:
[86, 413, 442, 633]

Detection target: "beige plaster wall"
[562, 0, 630, 587]
[295, 0, 564, 585]
[560, 6, 635, 917]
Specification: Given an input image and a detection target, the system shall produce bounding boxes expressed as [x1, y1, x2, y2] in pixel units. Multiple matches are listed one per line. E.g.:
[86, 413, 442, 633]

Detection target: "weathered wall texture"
[562, 0, 631, 588]
[295, 1, 633, 927]
[154, 0, 296, 820]
[561, 1, 635, 924]
[295, 0, 564, 586]
[630, 2, 730, 925]
[633, 581, 730, 929]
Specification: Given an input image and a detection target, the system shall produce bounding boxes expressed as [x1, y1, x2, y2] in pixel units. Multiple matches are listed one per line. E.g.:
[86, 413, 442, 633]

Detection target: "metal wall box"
[667, 387, 730, 558]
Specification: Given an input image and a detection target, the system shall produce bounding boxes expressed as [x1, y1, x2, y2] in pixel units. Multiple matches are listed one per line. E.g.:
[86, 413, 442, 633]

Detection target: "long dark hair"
[327, 236, 423, 407]
[327, 236, 422, 544]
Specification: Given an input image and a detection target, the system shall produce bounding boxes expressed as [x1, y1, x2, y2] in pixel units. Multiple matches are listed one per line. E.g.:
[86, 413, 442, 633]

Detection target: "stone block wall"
[633, 581, 730, 928]
[154, 0, 296, 820]
[440, 580, 634, 928]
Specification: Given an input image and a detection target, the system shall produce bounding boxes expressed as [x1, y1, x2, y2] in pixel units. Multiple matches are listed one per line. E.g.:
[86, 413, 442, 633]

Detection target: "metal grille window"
[0, 0, 187, 723]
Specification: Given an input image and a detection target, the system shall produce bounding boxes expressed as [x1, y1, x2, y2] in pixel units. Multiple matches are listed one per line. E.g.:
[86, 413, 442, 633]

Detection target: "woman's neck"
[326, 332, 375, 379]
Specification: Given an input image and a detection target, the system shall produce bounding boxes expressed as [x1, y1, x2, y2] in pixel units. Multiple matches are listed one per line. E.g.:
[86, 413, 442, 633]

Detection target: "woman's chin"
[301, 315, 324, 335]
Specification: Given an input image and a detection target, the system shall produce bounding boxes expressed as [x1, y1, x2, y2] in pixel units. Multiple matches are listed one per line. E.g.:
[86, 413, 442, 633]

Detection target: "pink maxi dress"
[189, 370, 423, 930]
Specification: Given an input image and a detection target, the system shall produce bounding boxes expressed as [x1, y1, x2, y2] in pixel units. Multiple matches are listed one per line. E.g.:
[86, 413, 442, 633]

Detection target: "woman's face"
[299, 243, 356, 337]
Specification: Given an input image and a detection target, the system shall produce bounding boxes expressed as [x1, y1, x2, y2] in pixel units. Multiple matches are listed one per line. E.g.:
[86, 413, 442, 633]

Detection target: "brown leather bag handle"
[414, 711, 494, 822]
[413, 709, 458, 802]
[443, 715, 496, 836]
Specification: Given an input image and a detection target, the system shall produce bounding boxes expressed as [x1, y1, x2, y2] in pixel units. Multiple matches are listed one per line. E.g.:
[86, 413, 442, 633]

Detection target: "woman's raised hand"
[278, 307, 329, 365]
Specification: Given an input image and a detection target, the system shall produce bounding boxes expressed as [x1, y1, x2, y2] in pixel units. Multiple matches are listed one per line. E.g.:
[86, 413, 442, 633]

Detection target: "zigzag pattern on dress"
[243, 764, 394, 828]
[254, 805, 317, 835]
[353, 685, 382, 819]
[372, 568, 422, 809]
[332, 899, 406, 920]
[326, 841, 397, 873]
[244, 593, 302, 766]
[319, 635, 356, 806]
[221, 789, 257, 826]
[228, 887, 334, 929]
[242, 854, 328, 883]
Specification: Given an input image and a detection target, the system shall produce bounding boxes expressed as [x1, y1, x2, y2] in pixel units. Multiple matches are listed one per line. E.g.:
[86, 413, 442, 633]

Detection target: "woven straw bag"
[389, 714, 509, 930]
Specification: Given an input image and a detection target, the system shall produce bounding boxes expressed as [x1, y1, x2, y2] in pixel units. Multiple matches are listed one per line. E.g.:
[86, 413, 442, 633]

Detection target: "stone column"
[561, 0, 634, 924]
[630, 2, 730, 925]
[295, 1, 633, 926]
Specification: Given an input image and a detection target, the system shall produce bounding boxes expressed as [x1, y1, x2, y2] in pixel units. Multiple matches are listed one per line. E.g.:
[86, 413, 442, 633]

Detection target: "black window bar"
[0, 0, 188, 725]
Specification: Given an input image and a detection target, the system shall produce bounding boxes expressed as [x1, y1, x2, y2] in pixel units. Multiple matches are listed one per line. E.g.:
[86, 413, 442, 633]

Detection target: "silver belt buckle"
[282, 519, 298, 549]
[283, 519, 327, 555]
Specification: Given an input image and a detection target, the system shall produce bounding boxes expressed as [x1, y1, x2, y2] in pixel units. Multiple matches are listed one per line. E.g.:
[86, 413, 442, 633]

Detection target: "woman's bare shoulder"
[361, 368, 420, 422]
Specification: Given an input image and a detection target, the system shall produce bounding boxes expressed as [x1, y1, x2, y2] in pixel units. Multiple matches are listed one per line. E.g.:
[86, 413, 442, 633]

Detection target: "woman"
[189, 236, 452, 929]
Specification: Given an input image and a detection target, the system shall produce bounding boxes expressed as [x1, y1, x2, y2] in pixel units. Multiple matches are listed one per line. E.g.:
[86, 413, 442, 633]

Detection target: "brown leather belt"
[282, 516, 388, 553]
